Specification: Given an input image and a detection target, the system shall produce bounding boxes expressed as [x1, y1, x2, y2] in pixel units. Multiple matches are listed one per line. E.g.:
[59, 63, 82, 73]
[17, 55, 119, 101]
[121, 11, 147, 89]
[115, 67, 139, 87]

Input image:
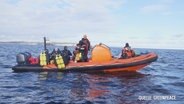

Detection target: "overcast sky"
[0, 0, 184, 49]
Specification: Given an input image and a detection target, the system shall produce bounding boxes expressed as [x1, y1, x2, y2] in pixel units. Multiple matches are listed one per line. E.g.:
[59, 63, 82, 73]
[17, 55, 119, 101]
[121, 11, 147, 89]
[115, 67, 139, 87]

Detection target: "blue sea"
[0, 43, 184, 104]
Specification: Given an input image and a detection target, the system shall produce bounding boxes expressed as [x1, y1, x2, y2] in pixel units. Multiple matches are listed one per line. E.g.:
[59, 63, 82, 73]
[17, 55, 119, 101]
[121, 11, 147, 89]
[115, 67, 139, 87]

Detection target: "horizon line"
[0, 40, 183, 51]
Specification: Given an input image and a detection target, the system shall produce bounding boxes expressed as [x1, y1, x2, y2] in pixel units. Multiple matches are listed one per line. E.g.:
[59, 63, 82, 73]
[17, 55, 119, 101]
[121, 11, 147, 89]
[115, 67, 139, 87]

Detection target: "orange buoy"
[91, 43, 112, 63]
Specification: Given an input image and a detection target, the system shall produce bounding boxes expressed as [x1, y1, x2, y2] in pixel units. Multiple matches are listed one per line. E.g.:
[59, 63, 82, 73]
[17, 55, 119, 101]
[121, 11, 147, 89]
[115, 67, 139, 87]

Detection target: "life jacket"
[122, 48, 134, 58]
[55, 54, 65, 69]
[125, 50, 132, 58]
[40, 52, 47, 66]
[75, 52, 82, 62]
[28, 57, 39, 65]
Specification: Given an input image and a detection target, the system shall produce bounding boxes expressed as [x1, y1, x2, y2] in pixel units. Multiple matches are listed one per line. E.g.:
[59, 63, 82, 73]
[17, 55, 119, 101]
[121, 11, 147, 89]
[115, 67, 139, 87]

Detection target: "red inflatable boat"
[12, 44, 158, 72]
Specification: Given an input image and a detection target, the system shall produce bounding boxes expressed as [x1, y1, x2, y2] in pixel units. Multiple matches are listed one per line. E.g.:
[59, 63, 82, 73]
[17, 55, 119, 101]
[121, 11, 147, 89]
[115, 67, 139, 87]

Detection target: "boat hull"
[12, 52, 158, 72]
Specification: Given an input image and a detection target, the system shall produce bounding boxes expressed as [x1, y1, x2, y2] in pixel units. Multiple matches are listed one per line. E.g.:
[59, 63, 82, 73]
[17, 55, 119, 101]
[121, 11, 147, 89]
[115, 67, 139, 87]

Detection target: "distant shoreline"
[0, 41, 183, 50]
[0, 41, 76, 45]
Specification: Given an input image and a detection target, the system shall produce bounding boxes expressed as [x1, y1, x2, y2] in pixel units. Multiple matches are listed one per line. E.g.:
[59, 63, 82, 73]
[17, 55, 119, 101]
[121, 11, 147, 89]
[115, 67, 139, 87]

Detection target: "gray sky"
[0, 0, 184, 49]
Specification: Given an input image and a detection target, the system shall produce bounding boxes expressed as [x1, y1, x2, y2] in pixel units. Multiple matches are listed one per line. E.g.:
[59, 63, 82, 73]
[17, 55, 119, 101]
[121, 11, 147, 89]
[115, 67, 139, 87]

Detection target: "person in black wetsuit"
[72, 43, 82, 62]
[61, 46, 72, 65]
[82, 35, 91, 52]
[80, 35, 91, 62]
[50, 48, 62, 61]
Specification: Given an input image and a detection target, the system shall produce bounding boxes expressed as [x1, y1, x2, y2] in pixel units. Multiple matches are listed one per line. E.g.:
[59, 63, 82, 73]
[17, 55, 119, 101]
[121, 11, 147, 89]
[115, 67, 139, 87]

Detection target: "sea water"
[0, 43, 184, 104]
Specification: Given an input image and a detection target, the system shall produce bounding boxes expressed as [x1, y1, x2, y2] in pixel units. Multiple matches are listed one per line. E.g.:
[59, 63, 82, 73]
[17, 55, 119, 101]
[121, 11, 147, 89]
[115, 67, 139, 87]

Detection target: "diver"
[61, 46, 72, 65]
[79, 40, 87, 62]
[76, 39, 90, 62]
[82, 35, 91, 51]
[50, 48, 65, 69]
[73, 43, 82, 62]
[73, 35, 91, 62]
[121, 43, 135, 58]
[50, 48, 62, 61]
[80, 35, 91, 62]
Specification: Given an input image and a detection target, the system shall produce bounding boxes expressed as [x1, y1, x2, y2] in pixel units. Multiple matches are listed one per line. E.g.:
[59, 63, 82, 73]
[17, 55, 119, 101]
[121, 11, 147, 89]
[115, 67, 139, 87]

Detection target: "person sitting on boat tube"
[50, 48, 62, 61]
[49, 48, 66, 68]
[121, 43, 135, 58]
[62, 46, 72, 65]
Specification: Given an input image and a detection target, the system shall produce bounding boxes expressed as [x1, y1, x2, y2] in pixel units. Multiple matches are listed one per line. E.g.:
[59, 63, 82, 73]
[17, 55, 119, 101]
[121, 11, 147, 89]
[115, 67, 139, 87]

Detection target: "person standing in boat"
[121, 43, 135, 58]
[73, 35, 91, 62]
[61, 46, 72, 65]
[79, 40, 87, 62]
[81, 35, 91, 62]
[82, 35, 91, 51]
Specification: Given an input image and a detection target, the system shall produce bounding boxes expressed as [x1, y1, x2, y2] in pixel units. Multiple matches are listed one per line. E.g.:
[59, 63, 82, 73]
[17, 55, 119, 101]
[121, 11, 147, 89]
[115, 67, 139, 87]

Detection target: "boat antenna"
[44, 37, 47, 51]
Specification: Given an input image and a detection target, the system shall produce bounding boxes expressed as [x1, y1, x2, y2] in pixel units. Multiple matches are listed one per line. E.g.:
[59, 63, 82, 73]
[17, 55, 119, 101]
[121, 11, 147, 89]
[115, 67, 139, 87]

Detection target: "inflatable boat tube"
[12, 52, 158, 72]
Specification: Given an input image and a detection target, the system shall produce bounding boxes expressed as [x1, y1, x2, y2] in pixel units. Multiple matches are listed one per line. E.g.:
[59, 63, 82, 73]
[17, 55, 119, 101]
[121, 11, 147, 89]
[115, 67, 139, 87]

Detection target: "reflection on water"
[37, 71, 149, 103]
[6, 70, 182, 103]
[39, 72, 63, 80]
[39, 72, 48, 80]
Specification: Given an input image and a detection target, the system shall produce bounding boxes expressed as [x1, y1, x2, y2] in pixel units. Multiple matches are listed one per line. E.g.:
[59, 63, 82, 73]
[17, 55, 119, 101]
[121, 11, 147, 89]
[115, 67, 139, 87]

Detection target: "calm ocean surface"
[0, 43, 184, 104]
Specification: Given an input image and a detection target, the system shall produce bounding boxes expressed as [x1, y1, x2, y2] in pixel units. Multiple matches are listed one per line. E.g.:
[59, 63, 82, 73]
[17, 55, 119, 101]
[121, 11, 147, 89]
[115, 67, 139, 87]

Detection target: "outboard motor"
[16, 52, 31, 65]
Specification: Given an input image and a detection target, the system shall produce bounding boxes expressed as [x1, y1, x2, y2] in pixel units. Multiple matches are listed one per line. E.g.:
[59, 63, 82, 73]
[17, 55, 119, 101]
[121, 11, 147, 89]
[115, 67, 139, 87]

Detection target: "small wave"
[23, 86, 41, 90]
[0, 65, 13, 68]
[170, 82, 184, 87]
[0, 85, 20, 89]
[151, 85, 171, 95]
[143, 67, 157, 72]
[154, 75, 180, 80]
[176, 65, 184, 70]
[158, 57, 167, 64]
[0, 54, 6, 57]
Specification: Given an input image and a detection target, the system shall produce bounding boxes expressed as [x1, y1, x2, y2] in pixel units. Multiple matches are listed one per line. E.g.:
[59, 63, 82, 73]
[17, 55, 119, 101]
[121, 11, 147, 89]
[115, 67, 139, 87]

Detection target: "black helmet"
[79, 40, 84, 45]
[64, 46, 67, 50]
[125, 43, 129, 47]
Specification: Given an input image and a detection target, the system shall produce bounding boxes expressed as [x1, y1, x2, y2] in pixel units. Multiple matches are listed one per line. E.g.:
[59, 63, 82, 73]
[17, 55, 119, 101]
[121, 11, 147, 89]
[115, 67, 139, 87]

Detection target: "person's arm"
[68, 50, 72, 56]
